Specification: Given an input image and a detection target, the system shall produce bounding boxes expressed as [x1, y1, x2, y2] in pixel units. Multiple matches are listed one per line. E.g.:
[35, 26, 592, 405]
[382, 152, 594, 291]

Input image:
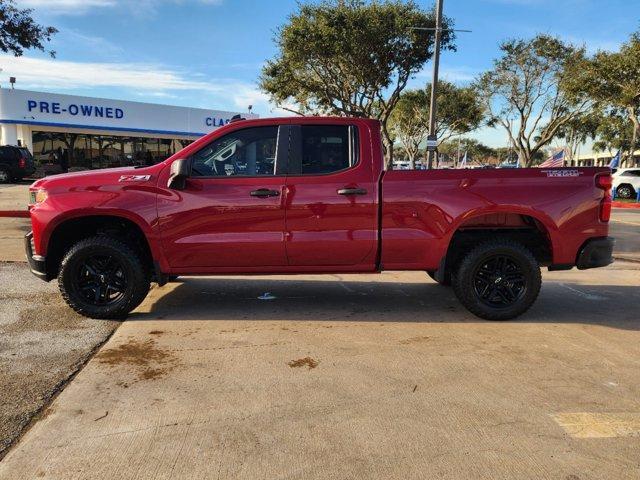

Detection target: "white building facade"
[0, 88, 256, 171]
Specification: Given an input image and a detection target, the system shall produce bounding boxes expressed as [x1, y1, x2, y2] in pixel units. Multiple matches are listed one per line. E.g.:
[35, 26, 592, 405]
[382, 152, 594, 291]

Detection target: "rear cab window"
[289, 124, 359, 175]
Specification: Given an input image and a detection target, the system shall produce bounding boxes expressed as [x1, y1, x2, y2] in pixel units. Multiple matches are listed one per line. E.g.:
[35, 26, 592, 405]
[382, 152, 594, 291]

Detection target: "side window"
[191, 126, 278, 177]
[300, 125, 356, 175]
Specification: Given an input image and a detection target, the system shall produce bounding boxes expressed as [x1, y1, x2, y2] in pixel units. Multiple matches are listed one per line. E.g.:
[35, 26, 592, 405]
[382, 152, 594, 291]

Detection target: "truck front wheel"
[452, 239, 541, 321]
[58, 236, 150, 319]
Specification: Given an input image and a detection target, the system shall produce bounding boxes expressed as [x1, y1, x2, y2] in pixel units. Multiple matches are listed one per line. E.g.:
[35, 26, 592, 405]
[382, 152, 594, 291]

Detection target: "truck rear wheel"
[452, 239, 541, 321]
[58, 236, 150, 319]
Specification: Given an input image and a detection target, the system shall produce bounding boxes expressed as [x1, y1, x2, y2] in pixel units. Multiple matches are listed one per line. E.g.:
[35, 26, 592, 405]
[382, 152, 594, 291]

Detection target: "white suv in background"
[612, 168, 640, 199]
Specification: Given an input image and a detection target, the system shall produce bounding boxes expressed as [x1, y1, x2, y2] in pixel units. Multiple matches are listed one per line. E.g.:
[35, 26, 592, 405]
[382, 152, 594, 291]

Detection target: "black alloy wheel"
[472, 254, 526, 308]
[58, 236, 150, 319]
[452, 239, 541, 320]
[73, 254, 128, 306]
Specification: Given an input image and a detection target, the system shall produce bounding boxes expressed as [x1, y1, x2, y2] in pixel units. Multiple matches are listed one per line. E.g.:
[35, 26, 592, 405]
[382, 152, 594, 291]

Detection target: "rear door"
[283, 123, 378, 267]
[158, 124, 290, 269]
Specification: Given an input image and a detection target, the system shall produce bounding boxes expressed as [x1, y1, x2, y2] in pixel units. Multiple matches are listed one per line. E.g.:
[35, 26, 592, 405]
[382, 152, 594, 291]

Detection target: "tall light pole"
[426, 0, 443, 170]
[412, 1, 470, 169]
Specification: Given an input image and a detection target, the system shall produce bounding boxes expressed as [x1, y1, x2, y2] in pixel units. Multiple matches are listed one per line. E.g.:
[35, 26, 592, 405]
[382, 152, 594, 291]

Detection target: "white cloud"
[0, 54, 281, 115]
[413, 65, 480, 85]
[19, 0, 117, 15]
[19, 0, 222, 15]
[0, 55, 213, 91]
[57, 29, 124, 57]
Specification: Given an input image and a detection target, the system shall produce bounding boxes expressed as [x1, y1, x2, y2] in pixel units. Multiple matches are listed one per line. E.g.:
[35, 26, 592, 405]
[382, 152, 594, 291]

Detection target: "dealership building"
[0, 88, 255, 171]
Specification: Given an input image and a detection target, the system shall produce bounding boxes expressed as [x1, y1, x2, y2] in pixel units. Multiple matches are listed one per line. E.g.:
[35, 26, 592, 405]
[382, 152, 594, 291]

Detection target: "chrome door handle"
[250, 188, 280, 198]
[337, 187, 367, 195]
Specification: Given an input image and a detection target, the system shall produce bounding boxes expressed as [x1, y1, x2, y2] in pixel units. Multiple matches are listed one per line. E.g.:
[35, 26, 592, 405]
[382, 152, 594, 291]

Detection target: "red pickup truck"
[26, 116, 614, 320]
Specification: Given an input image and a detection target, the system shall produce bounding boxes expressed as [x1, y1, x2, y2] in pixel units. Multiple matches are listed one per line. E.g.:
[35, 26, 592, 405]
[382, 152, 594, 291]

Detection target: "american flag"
[538, 149, 565, 168]
[609, 150, 620, 169]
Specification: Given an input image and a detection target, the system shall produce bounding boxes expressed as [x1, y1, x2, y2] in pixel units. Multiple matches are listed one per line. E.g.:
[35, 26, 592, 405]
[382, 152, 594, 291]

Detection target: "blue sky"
[4, 0, 639, 149]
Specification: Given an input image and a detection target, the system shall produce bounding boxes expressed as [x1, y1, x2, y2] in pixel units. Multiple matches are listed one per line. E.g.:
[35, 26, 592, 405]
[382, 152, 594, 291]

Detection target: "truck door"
[158, 125, 289, 269]
[284, 123, 378, 267]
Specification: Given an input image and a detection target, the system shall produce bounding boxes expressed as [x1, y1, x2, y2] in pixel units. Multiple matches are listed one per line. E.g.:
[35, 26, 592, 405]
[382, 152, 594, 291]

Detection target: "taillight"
[19, 157, 26, 168]
[595, 173, 612, 222]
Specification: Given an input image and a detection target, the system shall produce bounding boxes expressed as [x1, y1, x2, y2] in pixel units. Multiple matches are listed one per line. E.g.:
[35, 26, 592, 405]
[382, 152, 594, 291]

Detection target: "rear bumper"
[24, 231, 49, 281]
[576, 236, 615, 270]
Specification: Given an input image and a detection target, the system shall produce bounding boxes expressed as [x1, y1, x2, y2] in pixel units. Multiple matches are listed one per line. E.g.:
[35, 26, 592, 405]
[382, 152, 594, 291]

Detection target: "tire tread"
[58, 236, 150, 319]
[452, 238, 541, 321]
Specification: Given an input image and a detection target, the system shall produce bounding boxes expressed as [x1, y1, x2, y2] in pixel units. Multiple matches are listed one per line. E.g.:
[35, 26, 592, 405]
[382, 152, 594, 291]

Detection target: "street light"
[412, 0, 471, 169]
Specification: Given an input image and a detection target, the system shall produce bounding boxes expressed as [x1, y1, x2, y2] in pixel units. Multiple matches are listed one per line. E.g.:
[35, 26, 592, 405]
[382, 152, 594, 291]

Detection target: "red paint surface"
[0, 210, 29, 218]
[612, 201, 640, 209]
[27, 117, 611, 275]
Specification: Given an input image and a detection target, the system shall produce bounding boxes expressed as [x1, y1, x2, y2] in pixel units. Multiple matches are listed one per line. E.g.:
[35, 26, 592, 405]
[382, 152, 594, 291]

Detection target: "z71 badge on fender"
[119, 174, 151, 182]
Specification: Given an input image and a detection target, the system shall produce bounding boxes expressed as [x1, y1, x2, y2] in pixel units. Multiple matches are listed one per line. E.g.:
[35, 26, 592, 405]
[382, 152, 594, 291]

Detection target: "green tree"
[592, 114, 635, 156]
[260, 0, 455, 168]
[389, 89, 429, 169]
[565, 31, 640, 163]
[0, 0, 57, 57]
[389, 82, 484, 169]
[439, 138, 495, 166]
[552, 111, 601, 162]
[476, 35, 591, 167]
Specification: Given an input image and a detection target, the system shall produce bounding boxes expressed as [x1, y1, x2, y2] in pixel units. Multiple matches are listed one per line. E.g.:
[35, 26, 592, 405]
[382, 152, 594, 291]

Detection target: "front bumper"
[24, 231, 48, 281]
[576, 236, 615, 270]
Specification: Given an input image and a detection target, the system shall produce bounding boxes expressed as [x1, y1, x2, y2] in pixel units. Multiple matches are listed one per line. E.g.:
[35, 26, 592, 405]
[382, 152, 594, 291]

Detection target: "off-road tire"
[58, 236, 150, 319]
[452, 239, 541, 321]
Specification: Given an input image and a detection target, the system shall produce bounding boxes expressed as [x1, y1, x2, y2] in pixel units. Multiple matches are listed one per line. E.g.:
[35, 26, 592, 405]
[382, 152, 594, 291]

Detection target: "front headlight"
[30, 189, 48, 204]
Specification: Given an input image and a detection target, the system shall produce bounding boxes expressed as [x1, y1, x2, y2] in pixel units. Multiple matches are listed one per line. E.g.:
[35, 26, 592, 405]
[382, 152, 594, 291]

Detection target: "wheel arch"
[435, 209, 555, 283]
[43, 213, 161, 280]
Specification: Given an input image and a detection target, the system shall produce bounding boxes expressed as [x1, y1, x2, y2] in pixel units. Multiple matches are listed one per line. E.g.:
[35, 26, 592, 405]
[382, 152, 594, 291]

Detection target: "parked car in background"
[0, 145, 36, 183]
[612, 168, 640, 199]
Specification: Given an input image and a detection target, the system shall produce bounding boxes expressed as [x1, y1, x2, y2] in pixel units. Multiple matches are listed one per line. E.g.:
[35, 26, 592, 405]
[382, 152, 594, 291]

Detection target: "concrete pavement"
[0, 183, 31, 262]
[1, 264, 639, 479]
[610, 208, 640, 262]
[0, 263, 119, 458]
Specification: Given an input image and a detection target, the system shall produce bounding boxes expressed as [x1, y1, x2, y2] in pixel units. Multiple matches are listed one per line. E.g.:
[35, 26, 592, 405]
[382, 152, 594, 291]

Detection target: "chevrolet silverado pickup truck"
[26, 116, 615, 320]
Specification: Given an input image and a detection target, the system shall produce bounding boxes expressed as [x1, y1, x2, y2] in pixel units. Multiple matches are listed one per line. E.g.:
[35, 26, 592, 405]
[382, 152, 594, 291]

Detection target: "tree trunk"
[629, 108, 639, 167]
[380, 123, 394, 170]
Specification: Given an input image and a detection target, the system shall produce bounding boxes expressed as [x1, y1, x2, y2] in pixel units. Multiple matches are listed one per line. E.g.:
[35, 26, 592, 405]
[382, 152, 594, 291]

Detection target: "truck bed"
[380, 167, 610, 270]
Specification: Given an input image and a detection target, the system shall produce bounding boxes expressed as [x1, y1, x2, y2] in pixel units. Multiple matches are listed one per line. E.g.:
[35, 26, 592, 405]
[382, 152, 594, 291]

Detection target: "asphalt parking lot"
[0, 182, 639, 479]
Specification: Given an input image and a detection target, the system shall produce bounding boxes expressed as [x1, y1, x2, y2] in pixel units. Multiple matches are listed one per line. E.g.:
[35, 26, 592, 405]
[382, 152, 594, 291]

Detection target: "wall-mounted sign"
[0, 89, 256, 137]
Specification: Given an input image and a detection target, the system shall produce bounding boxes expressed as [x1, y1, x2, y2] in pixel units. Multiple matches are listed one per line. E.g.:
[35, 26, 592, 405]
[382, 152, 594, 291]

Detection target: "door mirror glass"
[167, 158, 191, 189]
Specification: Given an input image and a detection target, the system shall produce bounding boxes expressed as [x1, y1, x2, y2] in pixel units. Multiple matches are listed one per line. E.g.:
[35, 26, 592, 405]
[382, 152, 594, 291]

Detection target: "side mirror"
[167, 158, 190, 190]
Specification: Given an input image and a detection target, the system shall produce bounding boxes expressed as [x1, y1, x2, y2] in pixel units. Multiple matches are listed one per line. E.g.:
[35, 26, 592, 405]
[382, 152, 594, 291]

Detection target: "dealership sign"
[0, 89, 255, 137]
[28, 100, 125, 119]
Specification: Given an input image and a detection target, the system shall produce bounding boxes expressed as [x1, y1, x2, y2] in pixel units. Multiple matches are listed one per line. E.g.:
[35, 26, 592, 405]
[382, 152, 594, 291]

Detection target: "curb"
[0, 210, 29, 218]
[612, 201, 640, 209]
